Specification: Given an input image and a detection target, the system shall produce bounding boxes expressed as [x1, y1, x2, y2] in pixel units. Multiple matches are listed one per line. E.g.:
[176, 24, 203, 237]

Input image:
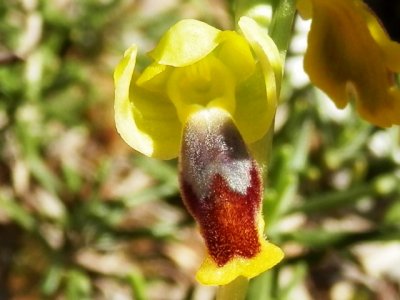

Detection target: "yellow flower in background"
[297, 0, 400, 127]
[114, 17, 284, 285]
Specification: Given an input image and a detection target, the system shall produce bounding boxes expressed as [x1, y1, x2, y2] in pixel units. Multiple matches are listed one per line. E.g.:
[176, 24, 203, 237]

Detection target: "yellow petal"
[216, 31, 256, 82]
[136, 62, 172, 93]
[304, 0, 400, 127]
[239, 16, 282, 89]
[130, 84, 182, 159]
[114, 45, 181, 159]
[237, 16, 282, 143]
[149, 19, 220, 67]
[235, 64, 271, 145]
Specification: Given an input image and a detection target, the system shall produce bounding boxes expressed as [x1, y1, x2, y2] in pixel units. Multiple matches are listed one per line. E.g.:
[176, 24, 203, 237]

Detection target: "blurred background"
[0, 0, 399, 299]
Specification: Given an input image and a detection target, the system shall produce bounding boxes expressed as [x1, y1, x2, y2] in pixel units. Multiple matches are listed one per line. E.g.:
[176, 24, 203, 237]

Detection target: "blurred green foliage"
[0, 0, 399, 299]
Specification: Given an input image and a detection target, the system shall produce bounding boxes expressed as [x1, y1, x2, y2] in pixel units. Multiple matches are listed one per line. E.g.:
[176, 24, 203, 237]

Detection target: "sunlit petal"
[114, 45, 181, 159]
[149, 19, 220, 67]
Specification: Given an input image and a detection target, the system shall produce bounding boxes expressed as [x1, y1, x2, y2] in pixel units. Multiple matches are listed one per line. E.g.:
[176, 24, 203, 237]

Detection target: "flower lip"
[179, 108, 283, 285]
[180, 108, 262, 265]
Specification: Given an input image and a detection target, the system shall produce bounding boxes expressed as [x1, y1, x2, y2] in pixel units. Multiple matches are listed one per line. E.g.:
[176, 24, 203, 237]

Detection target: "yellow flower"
[297, 0, 400, 127]
[114, 17, 284, 285]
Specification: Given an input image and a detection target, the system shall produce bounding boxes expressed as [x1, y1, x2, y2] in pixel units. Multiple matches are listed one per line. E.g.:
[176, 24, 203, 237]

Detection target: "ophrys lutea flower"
[297, 0, 400, 127]
[114, 17, 284, 285]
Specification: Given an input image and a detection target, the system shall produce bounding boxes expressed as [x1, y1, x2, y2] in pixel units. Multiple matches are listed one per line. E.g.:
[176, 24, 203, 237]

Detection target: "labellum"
[179, 108, 263, 267]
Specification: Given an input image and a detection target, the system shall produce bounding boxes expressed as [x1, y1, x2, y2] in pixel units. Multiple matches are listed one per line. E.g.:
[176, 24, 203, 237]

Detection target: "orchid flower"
[114, 17, 284, 285]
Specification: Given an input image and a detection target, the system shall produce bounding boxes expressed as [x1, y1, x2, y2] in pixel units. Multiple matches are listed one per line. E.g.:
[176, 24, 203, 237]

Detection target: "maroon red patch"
[181, 164, 262, 266]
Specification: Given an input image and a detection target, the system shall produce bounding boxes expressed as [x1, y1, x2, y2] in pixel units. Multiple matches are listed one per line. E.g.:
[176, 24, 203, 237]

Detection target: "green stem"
[269, 0, 297, 58]
[216, 277, 249, 300]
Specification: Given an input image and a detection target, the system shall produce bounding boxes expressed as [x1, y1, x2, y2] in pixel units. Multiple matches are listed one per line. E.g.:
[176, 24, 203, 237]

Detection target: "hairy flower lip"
[179, 108, 283, 285]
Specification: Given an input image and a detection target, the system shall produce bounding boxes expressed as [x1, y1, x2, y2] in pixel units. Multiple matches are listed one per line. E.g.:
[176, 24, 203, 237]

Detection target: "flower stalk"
[216, 276, 249, 300]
